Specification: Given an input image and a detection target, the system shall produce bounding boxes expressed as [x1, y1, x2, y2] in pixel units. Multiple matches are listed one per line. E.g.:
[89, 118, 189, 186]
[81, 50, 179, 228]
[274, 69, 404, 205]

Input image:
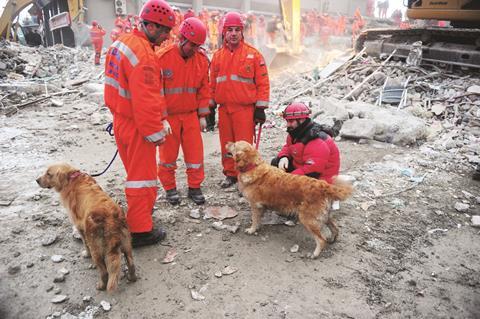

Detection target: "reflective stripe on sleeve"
[105, 76, 131, 99]
[198, 107, 210, 114]
[145, 130, 166, 143]
[255, 100, 269, 108]
[112, 40, 139, 67]
[125, 180, 158, 188]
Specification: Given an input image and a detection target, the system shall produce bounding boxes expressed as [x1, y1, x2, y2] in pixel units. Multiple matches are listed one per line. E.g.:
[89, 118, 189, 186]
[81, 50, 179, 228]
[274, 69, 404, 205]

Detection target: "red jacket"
[210, 41, 269, 109]
[104, 29, 166, 143]
[156, 44, 210, 117]
[278, 121, 340, 184]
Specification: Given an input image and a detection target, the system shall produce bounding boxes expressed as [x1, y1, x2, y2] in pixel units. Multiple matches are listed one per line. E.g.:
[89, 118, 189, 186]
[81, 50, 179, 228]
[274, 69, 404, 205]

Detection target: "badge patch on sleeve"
[143, 66, 155, 85]
[162, 68, 173, 79]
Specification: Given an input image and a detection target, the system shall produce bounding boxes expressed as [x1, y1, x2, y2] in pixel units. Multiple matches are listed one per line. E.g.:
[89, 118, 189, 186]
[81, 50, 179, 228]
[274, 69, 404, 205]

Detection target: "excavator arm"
[0, 0, 34, 39]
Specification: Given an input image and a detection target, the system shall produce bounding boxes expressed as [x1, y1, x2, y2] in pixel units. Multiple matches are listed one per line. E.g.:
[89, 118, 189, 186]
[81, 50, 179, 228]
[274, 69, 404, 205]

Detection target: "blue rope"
[90, 123, 118, 177]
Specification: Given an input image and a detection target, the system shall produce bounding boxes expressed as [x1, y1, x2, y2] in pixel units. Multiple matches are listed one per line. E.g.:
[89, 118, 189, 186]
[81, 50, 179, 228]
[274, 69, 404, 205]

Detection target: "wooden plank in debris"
[63, 77, 90, 88]
[343, 49, 397, 101]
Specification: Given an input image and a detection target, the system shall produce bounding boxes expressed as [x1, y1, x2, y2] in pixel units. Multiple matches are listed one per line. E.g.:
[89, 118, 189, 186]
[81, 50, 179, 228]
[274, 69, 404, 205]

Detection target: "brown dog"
[36, 163, 136, 291]
[226, 141, 353, 258]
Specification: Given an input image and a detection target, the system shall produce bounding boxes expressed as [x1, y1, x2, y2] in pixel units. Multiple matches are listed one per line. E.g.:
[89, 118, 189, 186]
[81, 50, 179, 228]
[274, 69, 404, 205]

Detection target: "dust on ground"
[0, 41, 480, 319]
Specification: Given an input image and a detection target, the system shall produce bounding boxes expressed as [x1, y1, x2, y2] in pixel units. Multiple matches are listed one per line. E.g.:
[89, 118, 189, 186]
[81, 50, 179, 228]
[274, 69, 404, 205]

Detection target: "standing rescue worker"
[156, 17, 210, 205]
[104, 0, 175, 248]
[89, 21, 106, 65]
[271, 102, 340, 184]
[210, 11, 270, 188]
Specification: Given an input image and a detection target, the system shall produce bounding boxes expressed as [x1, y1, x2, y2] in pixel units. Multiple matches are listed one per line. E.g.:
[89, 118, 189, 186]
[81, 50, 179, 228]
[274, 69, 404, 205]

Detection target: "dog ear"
[53, 167, 70, 192]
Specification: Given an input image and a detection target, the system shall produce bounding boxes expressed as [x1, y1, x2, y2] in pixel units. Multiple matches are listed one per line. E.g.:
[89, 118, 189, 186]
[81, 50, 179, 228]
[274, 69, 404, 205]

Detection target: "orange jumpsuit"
[210, 41, 270, 178]
[104, 29, 167, 233]
[90, 25, 106, 65]
[156, 44, 210, 191]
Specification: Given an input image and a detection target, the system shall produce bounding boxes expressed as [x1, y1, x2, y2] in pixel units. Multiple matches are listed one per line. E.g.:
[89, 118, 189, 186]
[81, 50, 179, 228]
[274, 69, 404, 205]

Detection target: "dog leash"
[90, 123, 119, 177]
[255, 123, 263, 150]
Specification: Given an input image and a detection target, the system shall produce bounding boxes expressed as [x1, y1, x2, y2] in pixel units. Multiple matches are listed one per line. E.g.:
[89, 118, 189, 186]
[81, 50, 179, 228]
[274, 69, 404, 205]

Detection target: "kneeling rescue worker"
[103, 0, 175, 247]
[272, 102, 340, 184]
[156, 17, 210, 205]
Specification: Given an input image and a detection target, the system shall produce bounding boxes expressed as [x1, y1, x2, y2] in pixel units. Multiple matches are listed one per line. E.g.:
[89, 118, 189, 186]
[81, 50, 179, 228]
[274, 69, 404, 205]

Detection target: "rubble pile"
[0, 40, 98, 115]
[269, 54, 480, 170]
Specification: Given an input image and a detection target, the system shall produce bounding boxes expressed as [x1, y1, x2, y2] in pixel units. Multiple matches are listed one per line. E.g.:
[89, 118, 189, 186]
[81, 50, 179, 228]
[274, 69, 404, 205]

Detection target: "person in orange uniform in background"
[210, 11, 270, 188]
[90, 21, 106, 65]
[104, 0, 175, 248]
[156, 17, 210, 205]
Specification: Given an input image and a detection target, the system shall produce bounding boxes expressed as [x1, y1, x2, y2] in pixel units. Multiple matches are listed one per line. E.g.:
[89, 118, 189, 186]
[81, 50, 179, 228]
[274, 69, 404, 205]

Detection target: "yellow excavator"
[356, 0, 480, 68]
[261, 0, 302, 68]
[0, 0, 84, 41]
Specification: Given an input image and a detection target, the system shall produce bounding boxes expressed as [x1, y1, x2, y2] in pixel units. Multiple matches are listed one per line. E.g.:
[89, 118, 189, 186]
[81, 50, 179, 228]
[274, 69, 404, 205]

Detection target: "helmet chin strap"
[141, 22, 159, 43]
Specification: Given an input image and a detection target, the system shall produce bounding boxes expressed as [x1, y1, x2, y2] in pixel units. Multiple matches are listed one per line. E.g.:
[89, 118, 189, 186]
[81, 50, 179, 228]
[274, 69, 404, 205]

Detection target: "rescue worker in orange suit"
[210, 11, 270, 188]
[104, 0, 175, 248]
[156, 17, 210, 205]
[271, 102, 340, 184]
[90, 21, 106, 65]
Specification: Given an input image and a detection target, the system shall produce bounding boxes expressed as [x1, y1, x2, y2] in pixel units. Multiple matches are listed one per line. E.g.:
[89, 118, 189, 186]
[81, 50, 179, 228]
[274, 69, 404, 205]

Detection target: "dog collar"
[239, 164, 257, 173]
[69, 171, 82, 180]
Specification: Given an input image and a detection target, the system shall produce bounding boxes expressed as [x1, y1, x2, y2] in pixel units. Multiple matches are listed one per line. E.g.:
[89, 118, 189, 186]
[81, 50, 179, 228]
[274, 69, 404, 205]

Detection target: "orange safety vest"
[156, 44, 210, 117]
[90, 26, 106, 42]
[104, 29, 166, 142]
[210, 41, 270, 109]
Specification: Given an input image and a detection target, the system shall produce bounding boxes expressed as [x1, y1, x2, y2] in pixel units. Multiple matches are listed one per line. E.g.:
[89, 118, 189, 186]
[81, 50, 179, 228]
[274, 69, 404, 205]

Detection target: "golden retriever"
[226, 141, 353, 258]
[36, 163, 136, 291]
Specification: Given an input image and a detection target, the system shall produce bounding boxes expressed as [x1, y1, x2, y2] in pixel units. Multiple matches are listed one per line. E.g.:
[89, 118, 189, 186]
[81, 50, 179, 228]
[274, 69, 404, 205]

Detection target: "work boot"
[131, 228, 166, 248]
[220, 176, 237, 189]
[188, 187, 205, 205]
[166, 188, 180, 205]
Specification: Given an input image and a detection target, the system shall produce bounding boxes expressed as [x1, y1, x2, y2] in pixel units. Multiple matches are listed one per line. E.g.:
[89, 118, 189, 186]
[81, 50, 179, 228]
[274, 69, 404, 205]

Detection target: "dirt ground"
[1, 66, 480, 319]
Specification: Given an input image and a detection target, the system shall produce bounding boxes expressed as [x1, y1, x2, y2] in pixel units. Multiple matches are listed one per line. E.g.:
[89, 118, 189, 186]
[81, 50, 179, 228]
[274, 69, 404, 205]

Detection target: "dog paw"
[244, 227, 257, 235]
[81, 250, 91, 258]
[96, 281, 107, 291]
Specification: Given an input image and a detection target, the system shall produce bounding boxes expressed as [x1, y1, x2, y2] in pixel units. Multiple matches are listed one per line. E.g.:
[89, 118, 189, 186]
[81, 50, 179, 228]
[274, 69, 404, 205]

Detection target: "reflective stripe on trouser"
[158, 112, 204, 190]
[92, 40, 103, 65]
[113, 116, 158, 233]
[218, 105, 255, 177]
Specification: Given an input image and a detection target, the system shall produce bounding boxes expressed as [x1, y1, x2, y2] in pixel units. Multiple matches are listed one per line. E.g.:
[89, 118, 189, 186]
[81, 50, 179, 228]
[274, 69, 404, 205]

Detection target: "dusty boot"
[188, 188, 205, 205]
[220, 176, 237, 189]
[166, 188, 180, 205]
[131, 228, 166, 248]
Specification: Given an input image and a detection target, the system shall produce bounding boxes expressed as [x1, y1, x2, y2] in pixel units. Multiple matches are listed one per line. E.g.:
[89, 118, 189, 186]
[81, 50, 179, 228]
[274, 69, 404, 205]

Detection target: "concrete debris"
[100, 300, 111, 311]
[51, 255, 64, 263]
[454, 202, 470, 212]
[204, 206, 238, 220]
[162, 247, 177, 264]
[51, 295, 68, 304]
[471, 216, 480, 228]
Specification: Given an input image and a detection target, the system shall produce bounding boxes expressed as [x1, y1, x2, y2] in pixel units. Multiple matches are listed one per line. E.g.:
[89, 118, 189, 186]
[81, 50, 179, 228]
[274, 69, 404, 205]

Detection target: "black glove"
[254, 108, 266, 124]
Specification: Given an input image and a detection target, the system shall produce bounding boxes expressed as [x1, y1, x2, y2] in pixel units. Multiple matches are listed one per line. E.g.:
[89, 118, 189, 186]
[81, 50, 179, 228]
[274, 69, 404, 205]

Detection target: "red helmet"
[184, 9, 195, 20]
[223, 12, 244, 30]
[140, 0, 175, 28]
[282, 102, 311, 120]
[91, 20, 98, 27]
[180, 17, 207, 45]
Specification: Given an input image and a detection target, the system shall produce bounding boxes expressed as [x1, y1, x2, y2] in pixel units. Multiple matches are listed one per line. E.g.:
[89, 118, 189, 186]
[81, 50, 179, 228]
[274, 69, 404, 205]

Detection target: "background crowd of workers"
[102, 0, 342, 248]
[91, 4, 376, 63]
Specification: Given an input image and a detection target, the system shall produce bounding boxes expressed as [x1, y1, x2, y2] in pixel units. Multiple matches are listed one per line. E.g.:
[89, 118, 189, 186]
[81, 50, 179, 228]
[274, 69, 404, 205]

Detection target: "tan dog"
[36, 163, 136, 292]
[226, 141, 353, 258]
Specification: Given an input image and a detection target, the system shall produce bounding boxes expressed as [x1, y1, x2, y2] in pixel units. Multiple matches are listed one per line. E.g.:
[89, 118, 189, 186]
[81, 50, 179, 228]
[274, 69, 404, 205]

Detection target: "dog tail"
[325, 177, 353, 201]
